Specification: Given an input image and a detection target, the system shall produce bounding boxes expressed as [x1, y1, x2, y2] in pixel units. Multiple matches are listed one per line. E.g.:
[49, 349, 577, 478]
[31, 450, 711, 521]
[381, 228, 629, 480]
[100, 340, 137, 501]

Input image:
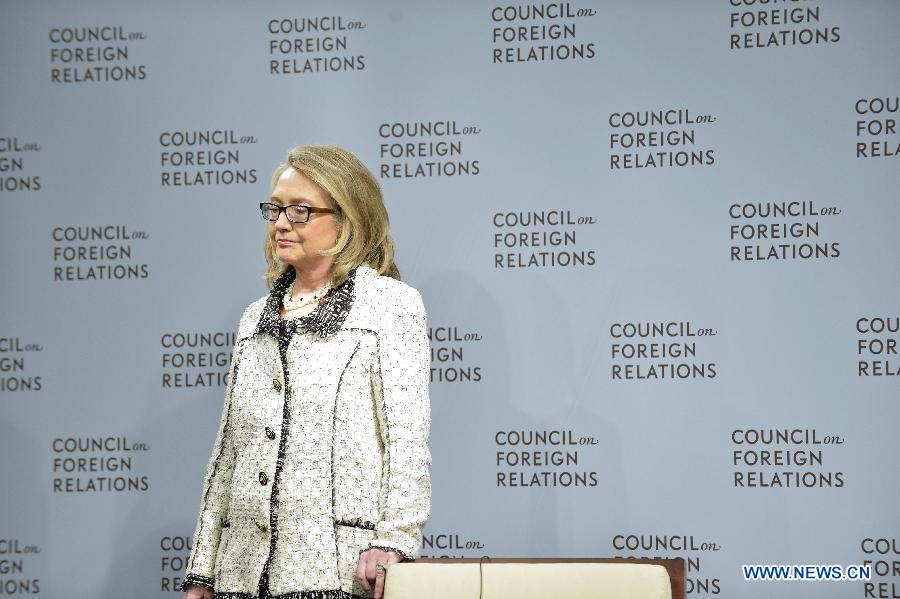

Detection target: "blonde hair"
[263, 145, 400, 288]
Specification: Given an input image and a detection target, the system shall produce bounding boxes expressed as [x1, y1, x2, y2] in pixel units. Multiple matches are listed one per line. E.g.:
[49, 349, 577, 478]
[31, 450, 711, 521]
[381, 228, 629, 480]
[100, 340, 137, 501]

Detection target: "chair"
[385, 557, 686, 599]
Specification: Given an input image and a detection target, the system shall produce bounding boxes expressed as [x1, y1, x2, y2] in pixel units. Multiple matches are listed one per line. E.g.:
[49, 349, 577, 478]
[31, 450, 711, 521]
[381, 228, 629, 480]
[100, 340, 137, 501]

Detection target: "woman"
[181, 145, 431, 599]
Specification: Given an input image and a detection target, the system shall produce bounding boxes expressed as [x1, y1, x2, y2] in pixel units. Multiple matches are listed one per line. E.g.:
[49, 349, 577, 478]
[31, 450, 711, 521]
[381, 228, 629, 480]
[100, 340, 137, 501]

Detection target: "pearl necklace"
[283, 281, 332, 312]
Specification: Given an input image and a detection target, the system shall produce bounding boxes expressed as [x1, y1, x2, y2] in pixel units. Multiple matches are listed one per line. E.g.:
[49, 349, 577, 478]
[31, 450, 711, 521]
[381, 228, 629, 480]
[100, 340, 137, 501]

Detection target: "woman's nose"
[275, 210, 292, 229]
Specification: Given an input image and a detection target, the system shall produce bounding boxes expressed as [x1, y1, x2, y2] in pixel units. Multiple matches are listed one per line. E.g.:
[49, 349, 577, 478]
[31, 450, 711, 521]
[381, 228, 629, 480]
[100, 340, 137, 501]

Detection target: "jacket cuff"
[180, 573, 215, 592]
[184, 510, 226, 583]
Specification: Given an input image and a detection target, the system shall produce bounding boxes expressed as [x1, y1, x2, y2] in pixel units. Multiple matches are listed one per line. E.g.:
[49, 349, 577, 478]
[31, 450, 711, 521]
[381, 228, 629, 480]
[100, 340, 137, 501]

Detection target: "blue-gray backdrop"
[1, 1, 898, 598]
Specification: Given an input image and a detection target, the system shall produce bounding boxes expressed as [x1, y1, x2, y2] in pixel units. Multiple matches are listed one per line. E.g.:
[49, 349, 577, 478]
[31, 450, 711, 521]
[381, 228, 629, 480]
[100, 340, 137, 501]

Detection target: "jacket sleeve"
[181, 341, 242, 591]
[370, 288, 432, 559]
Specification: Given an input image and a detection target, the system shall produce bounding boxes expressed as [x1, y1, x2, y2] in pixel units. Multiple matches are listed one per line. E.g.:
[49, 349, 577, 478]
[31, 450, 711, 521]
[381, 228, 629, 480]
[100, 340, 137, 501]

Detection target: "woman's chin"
[276, 247, 302, 263]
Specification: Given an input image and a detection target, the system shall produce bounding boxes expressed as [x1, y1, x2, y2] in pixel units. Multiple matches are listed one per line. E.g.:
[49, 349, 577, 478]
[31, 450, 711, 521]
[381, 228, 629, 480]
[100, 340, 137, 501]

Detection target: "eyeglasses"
[259, 203, 336, 224]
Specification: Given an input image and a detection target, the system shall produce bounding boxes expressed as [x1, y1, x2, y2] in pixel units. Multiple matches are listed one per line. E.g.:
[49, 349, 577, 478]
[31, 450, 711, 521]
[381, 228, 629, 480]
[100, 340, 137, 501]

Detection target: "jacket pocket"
[334, 521, 376, 595]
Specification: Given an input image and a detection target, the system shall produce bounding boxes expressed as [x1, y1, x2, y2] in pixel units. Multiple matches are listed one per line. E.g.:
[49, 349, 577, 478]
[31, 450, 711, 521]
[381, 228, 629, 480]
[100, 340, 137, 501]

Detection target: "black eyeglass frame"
[259, 202, 336, 224]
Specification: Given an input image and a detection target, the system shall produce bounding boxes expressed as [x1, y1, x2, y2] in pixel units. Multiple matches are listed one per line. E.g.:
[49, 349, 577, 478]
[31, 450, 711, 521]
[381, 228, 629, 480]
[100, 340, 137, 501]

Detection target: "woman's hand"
[183, 584, 213, 599]
[357, 547, 403, 599]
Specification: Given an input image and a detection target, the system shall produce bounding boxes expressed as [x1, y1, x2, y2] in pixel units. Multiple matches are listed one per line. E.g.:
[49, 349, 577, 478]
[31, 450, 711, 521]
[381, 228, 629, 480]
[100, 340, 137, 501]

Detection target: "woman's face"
[269, 167, 339, 272]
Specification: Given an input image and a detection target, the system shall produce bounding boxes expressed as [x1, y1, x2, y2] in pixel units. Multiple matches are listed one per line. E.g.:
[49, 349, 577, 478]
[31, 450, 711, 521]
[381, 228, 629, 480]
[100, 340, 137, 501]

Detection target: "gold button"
[265, 427, 276, 440]
[256, 519, 268, 532]
[259, 471, 269, 485]
[272, 378, 282, 391]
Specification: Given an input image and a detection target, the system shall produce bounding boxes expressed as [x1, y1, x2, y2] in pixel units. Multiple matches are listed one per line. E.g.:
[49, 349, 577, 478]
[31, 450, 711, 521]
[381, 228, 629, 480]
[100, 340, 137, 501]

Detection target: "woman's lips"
[276, 239, 295, 246]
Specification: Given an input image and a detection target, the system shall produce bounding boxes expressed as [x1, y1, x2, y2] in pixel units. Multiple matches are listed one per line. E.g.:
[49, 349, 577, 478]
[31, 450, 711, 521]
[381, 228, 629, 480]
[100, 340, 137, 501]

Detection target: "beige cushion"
[385, 562, 672, 599]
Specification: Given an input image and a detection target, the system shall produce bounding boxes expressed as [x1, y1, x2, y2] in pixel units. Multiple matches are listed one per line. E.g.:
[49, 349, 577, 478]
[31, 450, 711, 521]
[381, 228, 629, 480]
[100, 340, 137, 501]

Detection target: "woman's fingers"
[356, 552, 372, 594]
[374, 550, 402, 599]
[374, 561, 388, 599]
[183, 584, 213, 599]
[357, 548, 402, 598]
[364, 551, 383, 593]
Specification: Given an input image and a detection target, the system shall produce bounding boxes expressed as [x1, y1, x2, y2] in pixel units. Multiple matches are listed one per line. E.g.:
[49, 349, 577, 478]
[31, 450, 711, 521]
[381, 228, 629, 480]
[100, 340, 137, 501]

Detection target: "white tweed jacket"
[182, 265, 431, 598]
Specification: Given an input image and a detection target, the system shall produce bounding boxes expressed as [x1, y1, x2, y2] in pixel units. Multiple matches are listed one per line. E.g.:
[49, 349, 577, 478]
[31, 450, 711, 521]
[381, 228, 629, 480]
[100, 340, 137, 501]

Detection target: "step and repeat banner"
[1, 1, 898, 598]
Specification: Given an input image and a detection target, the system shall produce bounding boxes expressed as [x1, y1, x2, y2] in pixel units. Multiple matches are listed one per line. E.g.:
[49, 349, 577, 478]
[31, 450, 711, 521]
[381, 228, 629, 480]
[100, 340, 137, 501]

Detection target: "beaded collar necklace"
[254, 268, 357, 339]
[282, 281, 332, 312]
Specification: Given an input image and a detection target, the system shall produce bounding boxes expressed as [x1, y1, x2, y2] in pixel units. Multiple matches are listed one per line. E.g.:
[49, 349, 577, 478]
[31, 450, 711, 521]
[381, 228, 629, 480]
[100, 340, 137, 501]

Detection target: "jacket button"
[272, 378, 282, 391]
[256, 519, 268, 532]
[265, 427, 276, 440]
[259, 471, 269, 485]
